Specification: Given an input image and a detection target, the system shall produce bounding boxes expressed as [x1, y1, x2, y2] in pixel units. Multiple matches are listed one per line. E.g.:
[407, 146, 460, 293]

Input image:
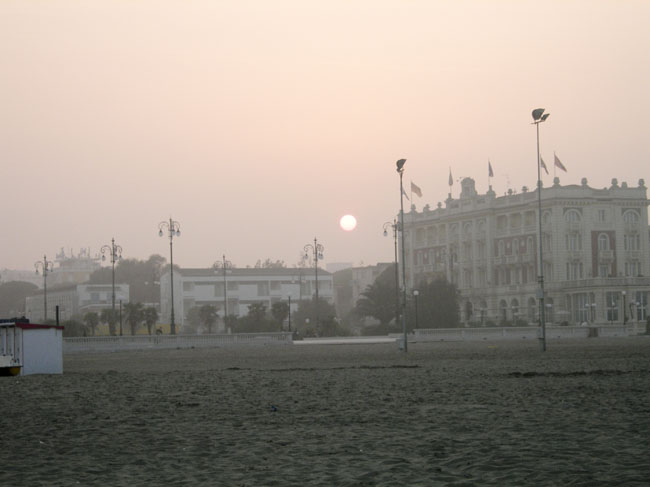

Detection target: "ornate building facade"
[402, 177, 650, 326]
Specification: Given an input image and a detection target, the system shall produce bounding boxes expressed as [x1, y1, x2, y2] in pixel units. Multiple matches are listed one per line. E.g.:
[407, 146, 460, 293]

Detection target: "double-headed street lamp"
[532, 108, 550, 351]
[213, 255, 233, 326]
[158, 218, 181, 335]
[383, 219, 400, 329]
[34, 255, 54, 322]
[303, 238, 324, 333]
[101, 238, 122, 323]
[396, 158, 408, 352]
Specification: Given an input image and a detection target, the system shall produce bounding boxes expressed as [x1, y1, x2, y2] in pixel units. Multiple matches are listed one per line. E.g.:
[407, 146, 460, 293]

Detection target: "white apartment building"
[25, 283, 130, 322]
[160, 267, 334, 329]
[402, 176, 650, 326]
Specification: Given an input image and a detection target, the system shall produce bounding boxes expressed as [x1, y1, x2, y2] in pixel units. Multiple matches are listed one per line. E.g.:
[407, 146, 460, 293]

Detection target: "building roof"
[177, 267, 332, 277]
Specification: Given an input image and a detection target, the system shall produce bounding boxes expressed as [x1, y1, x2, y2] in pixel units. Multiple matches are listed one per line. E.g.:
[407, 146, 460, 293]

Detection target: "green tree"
[199, 304, 219, 334]
[62, 318, 87, 337]
[143, 306, 159, 335]
[0, 281, 38, 317]
[236, 302, 273, 333]
[271, 301, 289, 331]
[123, 302, 144, 335]
[293, 297, 338, 337]
[354, 264, 398, 327]
[184, 306, 201, 334]
[100, 308, 119, 336]
[83, 311, 100, 336]
[410, 278, 460, 329]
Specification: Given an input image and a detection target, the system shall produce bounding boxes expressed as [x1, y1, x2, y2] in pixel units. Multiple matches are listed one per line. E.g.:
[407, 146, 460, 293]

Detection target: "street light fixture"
[303, 238, 324, 334]
[213, 254, 233, 329]
[396, 158, 408, 352]
[158, 218, 181, 335]
[101, 238, 122, 334]
[532, 108, 549, 351]
[383, 219, 400, 330]
[34, 255, 54, 322]
[622, 290, 627, 325]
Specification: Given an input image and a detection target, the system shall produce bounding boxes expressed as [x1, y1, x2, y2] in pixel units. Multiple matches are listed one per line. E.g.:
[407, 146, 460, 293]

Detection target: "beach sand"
[2, 338, 649, 486]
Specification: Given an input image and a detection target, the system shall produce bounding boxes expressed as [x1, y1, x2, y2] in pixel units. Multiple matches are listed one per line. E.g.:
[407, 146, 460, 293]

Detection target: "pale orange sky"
[2, 0, 649, 271]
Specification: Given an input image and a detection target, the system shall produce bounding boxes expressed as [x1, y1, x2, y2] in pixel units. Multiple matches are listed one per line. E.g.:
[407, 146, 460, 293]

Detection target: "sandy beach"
[2, 338, 649, 486]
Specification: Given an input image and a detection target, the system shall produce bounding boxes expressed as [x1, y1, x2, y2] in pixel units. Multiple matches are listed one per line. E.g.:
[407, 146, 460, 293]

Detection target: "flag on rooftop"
[411, 181, 422, 197]
[540, 157, 549, 175]
[488, 160, 494, 178]
[448, 168, 453, 186]
[554, 153, 567, 172]
[401, 185, 410, 200]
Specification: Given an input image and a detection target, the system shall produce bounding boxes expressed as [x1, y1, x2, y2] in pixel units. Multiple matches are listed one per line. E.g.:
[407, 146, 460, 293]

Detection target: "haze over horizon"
[2, 1, 649, 272]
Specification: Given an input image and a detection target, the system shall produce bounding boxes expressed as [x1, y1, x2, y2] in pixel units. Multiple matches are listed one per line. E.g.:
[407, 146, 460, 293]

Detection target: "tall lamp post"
[622, 290, 627, 325]
[213, 254, 232, 326]
[158, 218, 181, 335]
[303, 238, 324, 333]
[101, 238, 122, 323]
[384, 219, 400, 329]
[34, 255, 54, 322]
[396, 158, 408, 352]
[532, 108, 550, 351]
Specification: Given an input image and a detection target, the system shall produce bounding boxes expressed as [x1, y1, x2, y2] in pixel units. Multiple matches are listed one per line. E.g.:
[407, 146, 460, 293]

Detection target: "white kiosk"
[0, 321, 64, 376]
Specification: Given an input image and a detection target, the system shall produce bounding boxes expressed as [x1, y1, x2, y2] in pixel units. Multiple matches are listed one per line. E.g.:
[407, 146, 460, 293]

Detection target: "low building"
[160, 267, 334, 330]
[25, 283, 130, 322]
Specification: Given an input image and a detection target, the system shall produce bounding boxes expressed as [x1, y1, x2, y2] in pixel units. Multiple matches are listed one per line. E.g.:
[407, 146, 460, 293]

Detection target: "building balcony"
[598, 250, 614, 261]
[566, 251, 584, 261]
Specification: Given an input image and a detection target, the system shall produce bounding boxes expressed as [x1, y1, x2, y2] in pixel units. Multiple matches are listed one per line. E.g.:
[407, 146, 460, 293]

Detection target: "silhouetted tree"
[83, 311, 100, 336]
[293, 297, 338, 337]
[410, 278, 460, 328]
[100, 308, 118, 336]
[354, 264, 398, 327]
[271, 301, 289, 330]
[123, 302, 144, 335]
[199, 304, 219, 334]
[143, 307, 158, 335]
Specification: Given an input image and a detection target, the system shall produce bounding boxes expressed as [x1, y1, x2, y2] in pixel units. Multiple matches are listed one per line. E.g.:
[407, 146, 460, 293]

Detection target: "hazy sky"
[2, 1, 649, 272]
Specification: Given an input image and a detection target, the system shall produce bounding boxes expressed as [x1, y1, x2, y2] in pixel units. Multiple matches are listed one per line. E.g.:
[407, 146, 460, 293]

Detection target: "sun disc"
[340, 214, 357, 231]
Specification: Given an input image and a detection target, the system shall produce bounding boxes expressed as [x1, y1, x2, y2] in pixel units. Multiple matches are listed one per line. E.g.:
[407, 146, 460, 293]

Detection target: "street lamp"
[532, 108, 550, 351]
[101, 237, 122, 332]
[213, 254, 233, 329]
[34, 255, 54, 322]
[588, 302, 596, 323]
[622, 290, 627, 325]
[287, 294, 292, 332]
[413, 289, 420, 329]
[303, 238, 324, 334]
[158, 218, 181, 335]
[383, 219, 400, 329]
[396, 158, 408, 352]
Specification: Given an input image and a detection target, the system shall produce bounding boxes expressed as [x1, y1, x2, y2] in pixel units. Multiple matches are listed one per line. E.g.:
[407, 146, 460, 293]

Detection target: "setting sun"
[339, 214, 357, 231]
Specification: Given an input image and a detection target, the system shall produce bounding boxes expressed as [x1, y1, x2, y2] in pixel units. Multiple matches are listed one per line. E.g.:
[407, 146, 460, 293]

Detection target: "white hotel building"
[160, 267, 333, 330]
[402, 176, 650, 326]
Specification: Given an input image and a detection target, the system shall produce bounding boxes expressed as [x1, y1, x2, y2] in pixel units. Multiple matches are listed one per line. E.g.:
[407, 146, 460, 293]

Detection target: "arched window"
[498, 241, 505, 256]
[598, 233, 610, 251]
[623, 210, 640, 224]
[565, 209, 581, 223]
[513, 238, 519, 255]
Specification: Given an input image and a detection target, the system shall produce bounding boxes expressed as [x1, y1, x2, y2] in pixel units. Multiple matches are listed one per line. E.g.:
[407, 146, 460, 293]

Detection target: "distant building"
[25, 284, 130, 322]
[160, 267, 333, 330]
[49, 248, 101, 286]
[326, 262, 353, 273]
[401, 176, 650, 326]
[333, 263, 394, 319]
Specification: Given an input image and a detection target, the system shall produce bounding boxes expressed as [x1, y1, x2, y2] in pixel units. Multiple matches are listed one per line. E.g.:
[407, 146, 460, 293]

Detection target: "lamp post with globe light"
[303, 238, 324, 333]
[159, 218, 180, 335]
[213, 254, 233, 327]
[101, 238, 122, 322]
[34, 255, 54, 322]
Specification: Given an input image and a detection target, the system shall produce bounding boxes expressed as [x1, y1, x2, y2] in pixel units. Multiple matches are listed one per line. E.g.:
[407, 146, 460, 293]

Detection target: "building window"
[597, 209, 606, 222]
[566, 262, 583, 280]
[634, 292, 648, 321]
[498, 241, 504, 256]
[574, 293, 589, 323]
[565, 209, 581, 223]
[599, 264, 611, 277]
[606, 292, 619, 322]
[624, 234, 640, 251]
[183, 282, 194, 292]
[257, 282, 269, 296]
[597, 234, 610, 251]
[623, 210, 640, 224]
[566, 233, 582, 251]
[625, 261, 641, 277]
